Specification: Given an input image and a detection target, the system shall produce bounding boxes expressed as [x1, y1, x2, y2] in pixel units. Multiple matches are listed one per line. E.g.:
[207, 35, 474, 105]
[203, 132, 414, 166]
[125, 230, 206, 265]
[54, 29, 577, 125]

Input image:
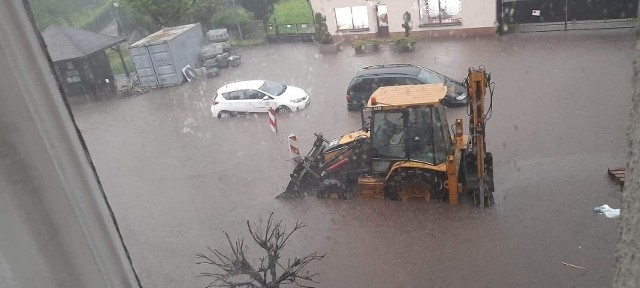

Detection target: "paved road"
[68, 29, 633, 288]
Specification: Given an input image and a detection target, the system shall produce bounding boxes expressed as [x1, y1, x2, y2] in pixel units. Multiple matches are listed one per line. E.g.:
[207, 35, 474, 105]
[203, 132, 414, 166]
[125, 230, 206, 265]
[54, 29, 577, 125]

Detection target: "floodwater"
[68, 29, 633, 287]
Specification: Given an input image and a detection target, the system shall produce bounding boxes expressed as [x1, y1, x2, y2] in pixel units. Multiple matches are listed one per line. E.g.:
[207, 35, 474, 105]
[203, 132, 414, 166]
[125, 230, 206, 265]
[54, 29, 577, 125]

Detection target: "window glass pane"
[349, 78, 374, 93]
[417, 69, 445, 84]
[419, 0, 462, 24]
[259, 81, 286, 96]
[427, 0, 440, 18]
[335, 7, 353, 30]
[438, 105, 454, 156]
[407, 107, 435, 163]
[225, 91, 243, 100]
[432, 106, 449, 164]
[442, 0, 461, 17]
[377, 5, 388, 26]
[405, 77, 424, 85]
[378, 77, 401, 87]
[244, 90, 263, 99]
[372, 111, 405, 159]
[351, 6, 369, 29]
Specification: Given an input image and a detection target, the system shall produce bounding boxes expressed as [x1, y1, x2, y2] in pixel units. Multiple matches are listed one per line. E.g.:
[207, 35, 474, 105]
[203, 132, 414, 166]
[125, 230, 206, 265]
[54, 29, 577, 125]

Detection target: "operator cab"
[363, 85, 454, 174]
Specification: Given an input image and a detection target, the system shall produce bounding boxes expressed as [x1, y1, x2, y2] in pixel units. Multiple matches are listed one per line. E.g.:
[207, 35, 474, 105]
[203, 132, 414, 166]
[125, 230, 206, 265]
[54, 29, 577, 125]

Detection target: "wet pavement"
[68, 29, 634, 287]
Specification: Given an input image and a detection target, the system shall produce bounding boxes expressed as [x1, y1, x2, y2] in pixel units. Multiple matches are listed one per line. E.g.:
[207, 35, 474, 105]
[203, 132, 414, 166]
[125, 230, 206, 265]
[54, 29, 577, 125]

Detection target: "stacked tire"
[200, 28, 241, 77]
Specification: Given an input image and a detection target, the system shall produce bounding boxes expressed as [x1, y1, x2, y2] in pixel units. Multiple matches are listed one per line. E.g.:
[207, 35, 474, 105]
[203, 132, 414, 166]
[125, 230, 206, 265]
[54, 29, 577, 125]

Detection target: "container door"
[148, 44, 178, 87]
[130, 46, 159, 88]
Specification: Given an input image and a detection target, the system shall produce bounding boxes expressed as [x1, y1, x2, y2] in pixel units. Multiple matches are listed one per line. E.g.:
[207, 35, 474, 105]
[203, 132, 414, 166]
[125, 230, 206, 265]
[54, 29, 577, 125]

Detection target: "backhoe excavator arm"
[464, 66, 494, 207]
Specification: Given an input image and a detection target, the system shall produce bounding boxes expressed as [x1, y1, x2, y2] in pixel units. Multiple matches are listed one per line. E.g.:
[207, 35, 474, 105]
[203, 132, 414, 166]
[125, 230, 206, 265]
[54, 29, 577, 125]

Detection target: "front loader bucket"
[277, 168, 319, 199]
[276, 133, 327, 199]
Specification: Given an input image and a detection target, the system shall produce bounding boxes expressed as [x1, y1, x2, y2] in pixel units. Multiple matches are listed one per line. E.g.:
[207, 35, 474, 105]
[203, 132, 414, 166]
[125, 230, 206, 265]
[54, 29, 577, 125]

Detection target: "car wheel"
[276, 106, 291, 113]
[218, 111, 232, 119]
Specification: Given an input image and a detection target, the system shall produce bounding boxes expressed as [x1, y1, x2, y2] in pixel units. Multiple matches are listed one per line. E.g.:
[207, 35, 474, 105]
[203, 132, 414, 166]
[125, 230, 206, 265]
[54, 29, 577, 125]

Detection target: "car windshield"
[259, 81, 287, 96]
[417, 69, 445, 84]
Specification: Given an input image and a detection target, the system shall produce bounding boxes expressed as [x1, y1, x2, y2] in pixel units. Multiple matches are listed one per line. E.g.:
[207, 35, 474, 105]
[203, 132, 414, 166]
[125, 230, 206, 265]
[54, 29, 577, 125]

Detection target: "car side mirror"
[262, 96, 270, 101]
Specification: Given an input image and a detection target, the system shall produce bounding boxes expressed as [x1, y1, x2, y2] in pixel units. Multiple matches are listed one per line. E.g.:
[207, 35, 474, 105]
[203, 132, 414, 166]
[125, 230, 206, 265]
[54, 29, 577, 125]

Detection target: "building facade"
[309, 0, 496, 41]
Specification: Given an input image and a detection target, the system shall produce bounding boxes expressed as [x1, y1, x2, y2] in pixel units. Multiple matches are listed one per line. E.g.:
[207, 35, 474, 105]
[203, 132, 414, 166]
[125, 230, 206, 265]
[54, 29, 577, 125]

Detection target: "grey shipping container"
[129, 23, 204, 88]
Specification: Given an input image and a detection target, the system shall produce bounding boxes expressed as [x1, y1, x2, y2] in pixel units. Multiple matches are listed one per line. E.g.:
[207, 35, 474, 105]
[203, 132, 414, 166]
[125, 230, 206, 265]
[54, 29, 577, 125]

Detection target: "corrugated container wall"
[129, 23, 204, 88]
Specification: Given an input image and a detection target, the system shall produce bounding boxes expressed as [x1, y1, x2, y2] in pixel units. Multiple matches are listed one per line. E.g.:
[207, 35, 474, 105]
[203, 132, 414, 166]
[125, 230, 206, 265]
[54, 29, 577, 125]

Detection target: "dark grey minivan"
[346, 64, 468, 111]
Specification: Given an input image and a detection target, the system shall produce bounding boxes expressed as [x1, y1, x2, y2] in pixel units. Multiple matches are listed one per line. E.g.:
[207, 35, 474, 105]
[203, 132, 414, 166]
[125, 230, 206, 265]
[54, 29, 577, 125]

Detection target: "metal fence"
[501, 0, 638, 33]
[224, 20, 267, 42]
[506, 18, 638, 32]
[266, 23, 315, 42]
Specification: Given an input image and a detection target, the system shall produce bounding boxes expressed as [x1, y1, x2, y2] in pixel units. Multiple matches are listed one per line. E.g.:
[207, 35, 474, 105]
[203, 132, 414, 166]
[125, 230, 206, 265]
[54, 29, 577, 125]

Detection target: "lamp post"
[112, 1, 123, 36]
[230, 0, 243, 41]
[112, 1, 129, 77]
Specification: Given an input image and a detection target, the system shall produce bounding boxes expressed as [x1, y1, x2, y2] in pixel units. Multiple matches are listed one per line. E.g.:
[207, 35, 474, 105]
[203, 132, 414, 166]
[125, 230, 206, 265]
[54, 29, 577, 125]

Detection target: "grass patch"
[270, 0, 313, 24]
[267, 0, 314, 35]
[107, 44, 133, 75]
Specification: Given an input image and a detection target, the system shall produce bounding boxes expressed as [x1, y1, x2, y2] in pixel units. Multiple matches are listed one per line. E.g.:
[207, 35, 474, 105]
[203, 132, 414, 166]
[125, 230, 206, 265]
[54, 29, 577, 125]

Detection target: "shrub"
[366, 38, 380, 48]
[390, 35, 417, 46]
[389, 35, 417, 51]
[351, 39, 366, 49]
[314, 12, 333, 44]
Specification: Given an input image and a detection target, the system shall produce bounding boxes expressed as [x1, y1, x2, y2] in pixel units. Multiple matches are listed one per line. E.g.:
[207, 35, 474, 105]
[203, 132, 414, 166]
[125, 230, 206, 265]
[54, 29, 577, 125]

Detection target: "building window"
[65, 69, 81, 83]
[419, 0, 462, 25]
[335, 6, 369, 31]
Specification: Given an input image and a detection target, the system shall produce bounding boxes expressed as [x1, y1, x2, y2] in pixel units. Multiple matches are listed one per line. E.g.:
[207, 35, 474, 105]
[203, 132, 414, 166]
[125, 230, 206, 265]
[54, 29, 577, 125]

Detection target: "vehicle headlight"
[456, 93, 467, 101]
[291, 96, 307, 103]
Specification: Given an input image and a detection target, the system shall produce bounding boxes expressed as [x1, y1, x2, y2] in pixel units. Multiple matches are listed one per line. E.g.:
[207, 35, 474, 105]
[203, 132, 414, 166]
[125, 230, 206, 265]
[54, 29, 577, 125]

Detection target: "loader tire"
[315, 179, 351, 199]
[384, 170, 445, 202]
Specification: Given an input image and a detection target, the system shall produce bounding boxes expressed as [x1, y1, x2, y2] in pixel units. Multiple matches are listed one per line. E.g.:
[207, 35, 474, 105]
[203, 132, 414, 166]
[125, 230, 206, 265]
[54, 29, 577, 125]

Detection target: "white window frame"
[334, 6, 370, 31]
[418, 0, 462, 26]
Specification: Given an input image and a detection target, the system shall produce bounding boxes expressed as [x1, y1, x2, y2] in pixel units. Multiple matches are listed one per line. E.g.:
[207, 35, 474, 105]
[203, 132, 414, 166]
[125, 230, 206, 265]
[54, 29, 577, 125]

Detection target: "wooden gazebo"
[42, 25, 128, 97]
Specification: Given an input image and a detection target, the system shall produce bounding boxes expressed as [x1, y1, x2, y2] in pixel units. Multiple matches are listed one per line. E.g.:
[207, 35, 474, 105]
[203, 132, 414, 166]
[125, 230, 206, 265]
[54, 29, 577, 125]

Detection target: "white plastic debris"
[593, 204, 620, 218]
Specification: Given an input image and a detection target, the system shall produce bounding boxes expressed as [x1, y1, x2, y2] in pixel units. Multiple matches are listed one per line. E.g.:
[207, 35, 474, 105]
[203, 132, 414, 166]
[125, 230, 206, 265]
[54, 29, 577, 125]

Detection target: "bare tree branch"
[197, 213, 324, 287]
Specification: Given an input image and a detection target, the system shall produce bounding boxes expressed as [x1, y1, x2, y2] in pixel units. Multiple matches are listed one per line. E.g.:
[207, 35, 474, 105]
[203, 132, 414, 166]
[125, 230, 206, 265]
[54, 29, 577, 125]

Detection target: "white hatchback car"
[211, 80, 310, 119]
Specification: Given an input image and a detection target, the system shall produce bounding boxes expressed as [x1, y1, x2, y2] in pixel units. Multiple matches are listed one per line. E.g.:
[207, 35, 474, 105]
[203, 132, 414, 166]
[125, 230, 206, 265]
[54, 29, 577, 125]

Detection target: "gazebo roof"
[42, 25, 125, 62]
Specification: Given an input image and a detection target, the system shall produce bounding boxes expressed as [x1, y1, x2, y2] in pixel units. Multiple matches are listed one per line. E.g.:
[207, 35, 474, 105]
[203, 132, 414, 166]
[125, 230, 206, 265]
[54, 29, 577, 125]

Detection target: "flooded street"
[69, 30, 633, 287]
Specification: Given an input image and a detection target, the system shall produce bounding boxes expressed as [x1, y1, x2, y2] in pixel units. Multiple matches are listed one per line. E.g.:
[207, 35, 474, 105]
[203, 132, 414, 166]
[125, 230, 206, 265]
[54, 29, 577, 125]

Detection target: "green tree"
[118, 2, 159, 34]
[27, 0, 84, 30]
[313, 12, 332, 44]
[185, 0, 226, 30]
[240, 0, 278, 25]
[123, 0, 198, 27]
[211, 6, 253, 31]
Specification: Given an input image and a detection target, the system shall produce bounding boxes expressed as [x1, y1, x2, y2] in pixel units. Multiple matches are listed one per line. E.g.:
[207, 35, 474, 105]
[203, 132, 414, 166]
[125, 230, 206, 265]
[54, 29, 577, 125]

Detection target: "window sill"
[337, 28, 370, 33]
[418, 22, 462, 28]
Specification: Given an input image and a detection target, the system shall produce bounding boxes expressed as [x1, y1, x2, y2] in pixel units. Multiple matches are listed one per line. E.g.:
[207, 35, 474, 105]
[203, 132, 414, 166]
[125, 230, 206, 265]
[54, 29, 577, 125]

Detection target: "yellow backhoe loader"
[278, 66, 495, 207]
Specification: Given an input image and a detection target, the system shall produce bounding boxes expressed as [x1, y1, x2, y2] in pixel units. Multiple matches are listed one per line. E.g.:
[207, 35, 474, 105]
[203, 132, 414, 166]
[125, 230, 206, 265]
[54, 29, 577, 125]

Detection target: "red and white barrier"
[268, 107, 277, 133]
[288, 133, 301, 160]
